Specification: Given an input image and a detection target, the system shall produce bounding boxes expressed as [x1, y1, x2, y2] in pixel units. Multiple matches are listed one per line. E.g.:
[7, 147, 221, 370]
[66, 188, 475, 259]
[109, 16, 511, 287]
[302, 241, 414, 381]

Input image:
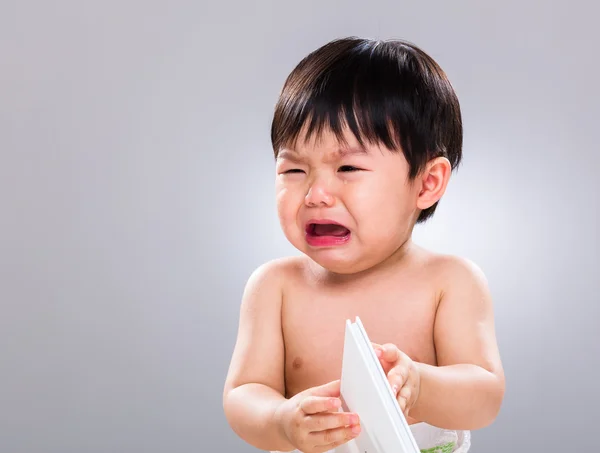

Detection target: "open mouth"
[306, 223, 350, 237]
[305, 221, 351, 246]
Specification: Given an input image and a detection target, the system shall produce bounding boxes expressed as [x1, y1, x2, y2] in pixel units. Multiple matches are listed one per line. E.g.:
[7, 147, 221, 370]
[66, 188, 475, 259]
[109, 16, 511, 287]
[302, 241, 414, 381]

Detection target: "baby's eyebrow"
[276, 150, 303, 162]
[337, 146, 369, 157]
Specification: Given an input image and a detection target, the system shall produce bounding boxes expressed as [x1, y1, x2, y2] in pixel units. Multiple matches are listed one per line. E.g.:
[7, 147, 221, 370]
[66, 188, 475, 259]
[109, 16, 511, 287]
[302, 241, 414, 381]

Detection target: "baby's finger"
[300, 396, 342, 415]
[388, 366, 409, 390]
[320, 425, 362, 452]
[310, 423, 361, 448]
[398, 384, 412, 400]
[398, 393, 407, 414]
[379, 343, 400, 363]
[372, 343, 398, 374]
[305, 412, 359, 432]
[404, 371, 419, 411]
[398, 385, 411, 409]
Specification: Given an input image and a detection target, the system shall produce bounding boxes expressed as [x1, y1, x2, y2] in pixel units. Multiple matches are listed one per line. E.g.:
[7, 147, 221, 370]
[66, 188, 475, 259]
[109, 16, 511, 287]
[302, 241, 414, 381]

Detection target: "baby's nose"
[305, 181, 335, 207]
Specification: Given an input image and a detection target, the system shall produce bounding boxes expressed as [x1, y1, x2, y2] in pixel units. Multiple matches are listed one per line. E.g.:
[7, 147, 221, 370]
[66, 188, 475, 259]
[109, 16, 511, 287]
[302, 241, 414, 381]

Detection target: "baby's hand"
[372, 343, 421, 418]
[275, 379, 361, 453]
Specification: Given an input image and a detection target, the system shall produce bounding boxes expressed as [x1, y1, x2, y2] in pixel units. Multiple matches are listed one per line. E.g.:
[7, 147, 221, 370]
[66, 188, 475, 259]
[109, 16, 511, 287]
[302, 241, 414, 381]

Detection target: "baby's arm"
[410, 256, 505, 430]
[222, 260, 294, 452]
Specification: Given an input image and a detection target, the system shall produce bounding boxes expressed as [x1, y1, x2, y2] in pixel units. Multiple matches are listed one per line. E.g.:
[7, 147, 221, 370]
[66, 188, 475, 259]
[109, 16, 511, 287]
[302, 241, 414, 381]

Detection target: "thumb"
[305, 379, 341, 397]
[371, 342, 398, 374]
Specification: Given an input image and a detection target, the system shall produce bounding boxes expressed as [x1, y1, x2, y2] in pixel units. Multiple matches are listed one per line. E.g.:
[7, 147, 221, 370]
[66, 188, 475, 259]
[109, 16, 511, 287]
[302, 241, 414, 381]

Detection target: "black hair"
[270, 37, 463, 223]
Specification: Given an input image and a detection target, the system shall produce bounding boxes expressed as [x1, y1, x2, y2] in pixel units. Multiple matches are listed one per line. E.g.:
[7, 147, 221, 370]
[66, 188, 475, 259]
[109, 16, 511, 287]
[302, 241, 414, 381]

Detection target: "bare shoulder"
[406, 245, 489, 299]
[426, 252, 488, 291]
[412, 247, 494, 322]
[243, 255, 307, 295]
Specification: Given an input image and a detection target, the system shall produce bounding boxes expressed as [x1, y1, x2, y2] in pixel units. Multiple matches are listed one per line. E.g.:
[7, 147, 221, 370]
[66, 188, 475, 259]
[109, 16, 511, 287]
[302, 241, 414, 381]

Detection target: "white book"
[339, 316, 421, 453]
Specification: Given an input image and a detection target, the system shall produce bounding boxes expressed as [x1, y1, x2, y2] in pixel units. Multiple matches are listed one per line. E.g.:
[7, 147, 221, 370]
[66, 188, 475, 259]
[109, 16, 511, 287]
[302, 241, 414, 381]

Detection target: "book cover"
[339, 316, 421, 453]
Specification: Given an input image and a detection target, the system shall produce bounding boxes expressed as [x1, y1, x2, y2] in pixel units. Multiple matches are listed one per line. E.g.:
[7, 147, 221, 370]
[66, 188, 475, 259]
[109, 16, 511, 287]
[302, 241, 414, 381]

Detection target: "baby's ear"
[416, 157, 452, 210]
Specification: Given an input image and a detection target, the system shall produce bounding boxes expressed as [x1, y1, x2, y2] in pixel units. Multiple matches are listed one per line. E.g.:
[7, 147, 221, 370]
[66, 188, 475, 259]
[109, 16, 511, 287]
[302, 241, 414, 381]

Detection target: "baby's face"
[275, 127, 421, 274]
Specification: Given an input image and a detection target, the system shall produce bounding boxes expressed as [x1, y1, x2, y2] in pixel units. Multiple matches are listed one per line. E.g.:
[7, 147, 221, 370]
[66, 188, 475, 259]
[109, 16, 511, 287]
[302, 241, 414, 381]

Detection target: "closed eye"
[338, 165, 362, 172]
[283, 169, 305, 174]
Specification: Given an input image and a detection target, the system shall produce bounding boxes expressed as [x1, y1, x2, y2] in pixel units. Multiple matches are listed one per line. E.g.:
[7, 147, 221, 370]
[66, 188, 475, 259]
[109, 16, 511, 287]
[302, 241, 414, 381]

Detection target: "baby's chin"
[298, 239, 408, 276]
[302, 248, 373, 276]
[284, 230, 376, 275]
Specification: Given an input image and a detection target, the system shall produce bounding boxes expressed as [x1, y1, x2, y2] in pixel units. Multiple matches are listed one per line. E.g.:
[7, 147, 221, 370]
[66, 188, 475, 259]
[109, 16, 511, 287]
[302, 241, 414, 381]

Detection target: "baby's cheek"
[360, 204, 400, 232]
[362, 210, 409, 249]
[276, 191, 295, 218]
[277, 210, 296, 234]
[276, 197, 303, 239]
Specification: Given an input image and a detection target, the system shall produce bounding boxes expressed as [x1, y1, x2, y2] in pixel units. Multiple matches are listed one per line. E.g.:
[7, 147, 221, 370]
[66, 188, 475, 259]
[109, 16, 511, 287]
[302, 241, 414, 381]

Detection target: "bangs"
[271, 38, 461, 179]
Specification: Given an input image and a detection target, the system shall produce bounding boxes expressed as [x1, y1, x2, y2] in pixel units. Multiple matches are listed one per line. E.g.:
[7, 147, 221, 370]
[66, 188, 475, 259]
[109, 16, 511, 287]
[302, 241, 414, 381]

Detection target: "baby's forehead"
[280, 127, 375, 157]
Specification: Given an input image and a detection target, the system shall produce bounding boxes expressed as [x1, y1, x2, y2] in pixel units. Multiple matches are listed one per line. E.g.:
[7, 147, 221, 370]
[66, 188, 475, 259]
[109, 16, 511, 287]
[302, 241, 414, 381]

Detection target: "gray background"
[1, 0, 598, 452]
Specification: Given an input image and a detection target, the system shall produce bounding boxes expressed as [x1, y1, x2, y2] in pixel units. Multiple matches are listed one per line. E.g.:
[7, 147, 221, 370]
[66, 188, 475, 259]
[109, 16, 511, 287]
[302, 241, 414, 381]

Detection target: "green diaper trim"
[420, 441, 456, 453]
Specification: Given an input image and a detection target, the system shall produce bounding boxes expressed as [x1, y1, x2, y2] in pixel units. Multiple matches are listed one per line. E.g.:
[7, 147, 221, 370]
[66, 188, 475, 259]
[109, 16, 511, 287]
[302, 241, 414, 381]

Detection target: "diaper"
[410, 422, 471, 453]
[271, 422, 470, 453]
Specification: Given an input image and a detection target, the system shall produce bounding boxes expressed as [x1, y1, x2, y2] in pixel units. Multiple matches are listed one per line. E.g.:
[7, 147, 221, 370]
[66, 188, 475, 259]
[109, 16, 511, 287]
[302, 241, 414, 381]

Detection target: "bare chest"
[281, 281, 438, 398]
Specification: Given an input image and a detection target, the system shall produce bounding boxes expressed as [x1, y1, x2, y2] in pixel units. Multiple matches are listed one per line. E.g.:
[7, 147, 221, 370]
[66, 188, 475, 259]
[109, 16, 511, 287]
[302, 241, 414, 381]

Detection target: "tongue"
[313, 224, 350, 237]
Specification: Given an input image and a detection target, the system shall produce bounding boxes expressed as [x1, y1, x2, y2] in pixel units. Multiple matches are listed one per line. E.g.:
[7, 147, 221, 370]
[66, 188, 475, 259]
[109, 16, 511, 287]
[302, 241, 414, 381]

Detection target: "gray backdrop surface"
[1, 1, 598, 452]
